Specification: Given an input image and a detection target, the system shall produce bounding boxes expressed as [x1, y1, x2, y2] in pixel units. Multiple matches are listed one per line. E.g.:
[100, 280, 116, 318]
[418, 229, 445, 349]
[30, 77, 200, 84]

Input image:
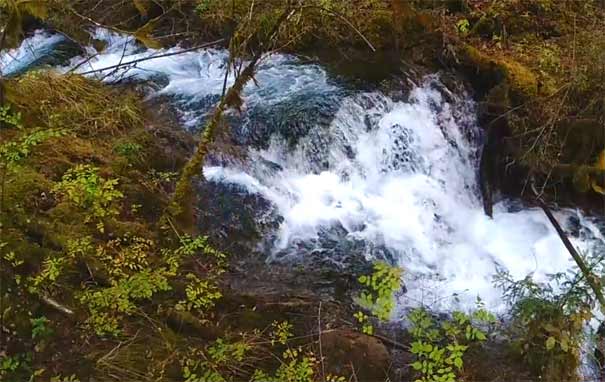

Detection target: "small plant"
[53, 164, 124, 232]
[148, 169, 178, 187]
[79, 269, 171, 336]
[30, 316, 53, 340]
[250, 348, 318, 382]
[195, 0, 211, 14]
[354, 261, 402, 335]
[177, 273, 222, 314]
[0, 355, 21, 376]
[353, 311, 374, 335]
[99, 236, 153, 279]
[28, 257, 67, 294]
[456, 18, 470, 35]
[113, 141, 142, 162]
[1, 128, 64, 168]
[270, 320, 294, 346]
[0, 353, 31, 380]
[356, 260, 402, 324]
[182, 338, 252, 382]
[408, 300, 495, 382]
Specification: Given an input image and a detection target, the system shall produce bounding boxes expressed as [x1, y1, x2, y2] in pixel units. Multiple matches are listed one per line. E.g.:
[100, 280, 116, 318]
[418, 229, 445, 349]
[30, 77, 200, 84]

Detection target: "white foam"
[205, 80, 602, 312]
[0, 30, 65, 76]
[61, 29, 336, 127]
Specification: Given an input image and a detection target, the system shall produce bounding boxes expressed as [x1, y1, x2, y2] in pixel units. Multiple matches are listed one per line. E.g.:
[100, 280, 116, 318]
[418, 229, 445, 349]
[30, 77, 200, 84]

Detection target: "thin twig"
[531, 179, 605, 311]
[318, 302, 326, 380]
[77, 38, 225, 76]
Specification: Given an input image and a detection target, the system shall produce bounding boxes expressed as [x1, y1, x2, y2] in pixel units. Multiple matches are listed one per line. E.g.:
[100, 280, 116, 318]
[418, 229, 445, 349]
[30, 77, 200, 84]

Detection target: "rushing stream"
[4, 29, 605, 314]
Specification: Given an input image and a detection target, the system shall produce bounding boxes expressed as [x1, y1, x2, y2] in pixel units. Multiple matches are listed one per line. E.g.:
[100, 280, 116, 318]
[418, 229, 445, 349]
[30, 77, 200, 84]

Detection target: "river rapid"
[3, 29, 605, 316]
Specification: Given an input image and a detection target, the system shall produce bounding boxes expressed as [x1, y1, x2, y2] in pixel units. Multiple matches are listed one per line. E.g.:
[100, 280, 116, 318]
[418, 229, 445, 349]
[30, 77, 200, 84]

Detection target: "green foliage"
[176, 272, 222, 314]
[356, 261, 402, 322]
[166, 236, 226, 317]
[182, 338, 252, 382]
[99, 236, 152, 279]
[28, 256, 67, 294]
[0, 105, 22, 128]
[50, 375, 80, 382]
[79, 269, 171, 336]
[30, 316, 53, 340]
[353, 311, 374, 335]
[270, 320, 293, 346]
[195, 0, 212, 14]
[494, 270, 592, 380]
[0, 355, 22, 375]
[1, 128, 64, 168]
[0, 352, 31, 381]
[408, 300, 495, 382]
[74, 234, 225, 337]
[250, 348, 318, 382]
[455, 19, 469, 35]
[52, 164, 124, 232]
[113, 141, 142, 162]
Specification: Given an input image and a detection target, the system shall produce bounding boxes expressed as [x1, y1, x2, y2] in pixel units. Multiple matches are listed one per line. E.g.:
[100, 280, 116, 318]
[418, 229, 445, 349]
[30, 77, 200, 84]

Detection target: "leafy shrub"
[1, 128, 64, 168]
[182, 338, 252, 382]
[355, 261, 402, 334]
[79, 269, 172, 336]
[408, 302, 495, 382]
[99, 236, 152, 279]
[28, 257, 67, 294]
[494, 270, 592, 381]
[53, 164, 124, 232]
[177, 272, 222, 314]
[249, 347, 318, 382]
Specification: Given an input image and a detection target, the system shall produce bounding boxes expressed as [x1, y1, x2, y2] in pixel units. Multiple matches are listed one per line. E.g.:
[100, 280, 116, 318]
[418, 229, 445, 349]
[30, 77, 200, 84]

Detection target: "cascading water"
[5, 29, 605, 314]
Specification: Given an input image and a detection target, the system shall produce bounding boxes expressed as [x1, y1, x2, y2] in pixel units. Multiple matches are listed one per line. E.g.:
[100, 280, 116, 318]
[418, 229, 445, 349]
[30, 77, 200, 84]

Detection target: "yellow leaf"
[545, 336, 556, 350]
[591, 180, 605, 195]
[595, 149, 605, 170]
[133, 20, 161, 49]
[132, 0, 149, 17]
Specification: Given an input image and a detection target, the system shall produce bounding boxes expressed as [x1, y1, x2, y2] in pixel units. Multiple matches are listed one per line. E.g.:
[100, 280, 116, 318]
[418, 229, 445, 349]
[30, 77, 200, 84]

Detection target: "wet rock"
[197, 180, 282, 258]
[234, 91, 345, 149]
[321, 329, 392, 381]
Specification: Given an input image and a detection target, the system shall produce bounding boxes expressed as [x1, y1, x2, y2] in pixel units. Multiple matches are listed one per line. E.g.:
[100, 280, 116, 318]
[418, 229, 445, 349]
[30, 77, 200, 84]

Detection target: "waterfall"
[5, 29, 605, 314]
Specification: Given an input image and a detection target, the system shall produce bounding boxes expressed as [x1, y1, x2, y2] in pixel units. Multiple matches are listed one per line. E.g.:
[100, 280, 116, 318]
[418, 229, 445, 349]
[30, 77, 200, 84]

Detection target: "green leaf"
[453, 357, 463, 369]
[545, 336, 556, 350]
[475, 330, 486, 341]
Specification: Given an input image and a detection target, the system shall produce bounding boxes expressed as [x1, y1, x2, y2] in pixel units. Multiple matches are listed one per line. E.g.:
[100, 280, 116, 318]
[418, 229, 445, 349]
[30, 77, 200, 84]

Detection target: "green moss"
[460, 44, 538, 99]
[500, 59, 538, 98]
